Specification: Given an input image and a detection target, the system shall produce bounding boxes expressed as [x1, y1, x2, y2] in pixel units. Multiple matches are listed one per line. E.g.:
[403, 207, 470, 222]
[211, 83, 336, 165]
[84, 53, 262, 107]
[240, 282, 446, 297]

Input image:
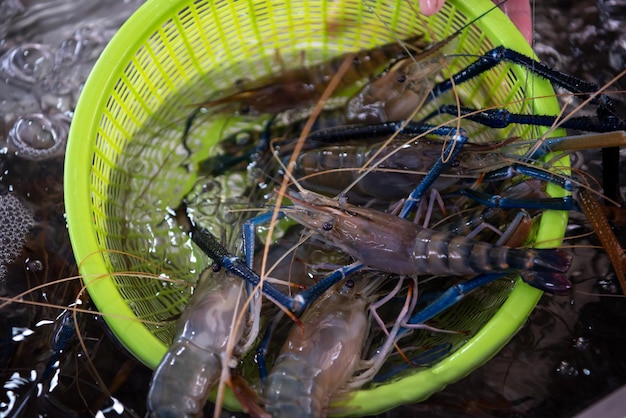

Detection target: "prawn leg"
[422, 105, 626, 133]
[453, 209, 533, 246]
[399, 128, 468, 218]
[191, 216, 363, 315]
[455, 163, 576, 211]
[282, 121, 470, 219]
[522, 131, 626, 160]
[459, 189, 574, 211]
[370, 342, 453, 383]
[189, 222, 300, 312]
[451, 133, 626, 213]
[403, 273, 509, 329]
[429, 46, 617, 116]
[451, 132, 626, 215]
[243, 208, 370, 309]
[344, 277, 418, 390]
[254, 314, 282, 384]
[398, 271, 567, 340]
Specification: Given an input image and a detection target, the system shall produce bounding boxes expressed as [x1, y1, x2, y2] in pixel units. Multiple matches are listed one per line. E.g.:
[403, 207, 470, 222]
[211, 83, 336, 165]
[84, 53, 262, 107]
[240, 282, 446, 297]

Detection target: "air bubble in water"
[72, 26, 106, 62]
[556, 360, 579, 377]
[56, 38, 80, 67]
[594, 275, 619, 295]
[0, 43, 54, 87]
[609, 33, 626, 72]
[7, 113, 69, 160]
[25, 258, 43, 272]
[56, 26, 106, 66]
[574, 336, 590, 351]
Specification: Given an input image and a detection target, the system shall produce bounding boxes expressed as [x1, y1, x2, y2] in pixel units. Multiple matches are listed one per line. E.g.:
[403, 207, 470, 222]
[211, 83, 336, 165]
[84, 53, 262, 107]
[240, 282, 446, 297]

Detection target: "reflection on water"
[0, 0, 625, 417]
[1, 1, 150, 417]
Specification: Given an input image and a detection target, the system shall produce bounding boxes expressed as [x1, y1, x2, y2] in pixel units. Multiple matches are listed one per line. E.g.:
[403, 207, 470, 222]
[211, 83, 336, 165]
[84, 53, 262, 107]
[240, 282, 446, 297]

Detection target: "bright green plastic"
[64, 0, 568, 415]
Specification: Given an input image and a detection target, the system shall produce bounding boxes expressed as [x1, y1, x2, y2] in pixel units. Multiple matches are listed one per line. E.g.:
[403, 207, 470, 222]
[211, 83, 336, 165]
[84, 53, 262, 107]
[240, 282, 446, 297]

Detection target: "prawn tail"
[516, 248, 573, 294]
[521, 271, 572, 295]
[529, 248, 573, 273]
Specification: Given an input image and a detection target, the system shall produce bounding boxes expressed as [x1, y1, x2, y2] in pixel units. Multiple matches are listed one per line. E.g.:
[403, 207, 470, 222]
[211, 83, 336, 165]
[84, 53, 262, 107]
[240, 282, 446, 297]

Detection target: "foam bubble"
[0, 193, 34, 279]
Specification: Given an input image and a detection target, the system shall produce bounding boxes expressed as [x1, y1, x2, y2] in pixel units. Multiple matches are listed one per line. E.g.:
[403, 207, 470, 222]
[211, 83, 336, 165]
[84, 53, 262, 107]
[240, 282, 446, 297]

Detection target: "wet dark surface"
[391, 1, 626, 416]
[394, 0, 626, 417]
[0, 0, 625, 417]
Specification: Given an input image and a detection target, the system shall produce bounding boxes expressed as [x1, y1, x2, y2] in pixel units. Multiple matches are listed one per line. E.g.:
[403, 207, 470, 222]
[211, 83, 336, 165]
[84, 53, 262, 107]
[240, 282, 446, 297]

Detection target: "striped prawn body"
[286, 190, 572, 294]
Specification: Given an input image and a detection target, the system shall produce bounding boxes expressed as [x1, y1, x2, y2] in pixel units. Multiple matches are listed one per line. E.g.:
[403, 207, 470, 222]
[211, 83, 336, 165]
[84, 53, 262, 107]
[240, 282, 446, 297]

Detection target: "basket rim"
[64, 0, 569, 415]
[64, 0, 186, 370]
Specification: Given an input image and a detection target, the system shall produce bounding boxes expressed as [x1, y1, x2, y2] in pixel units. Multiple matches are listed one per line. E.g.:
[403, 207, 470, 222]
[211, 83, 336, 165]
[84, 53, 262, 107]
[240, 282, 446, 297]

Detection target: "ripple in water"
[0, 43, 54, 87]
[1, 1, 146, 416]
[0, 1, 139, 145]
[0, 0, 25, 39]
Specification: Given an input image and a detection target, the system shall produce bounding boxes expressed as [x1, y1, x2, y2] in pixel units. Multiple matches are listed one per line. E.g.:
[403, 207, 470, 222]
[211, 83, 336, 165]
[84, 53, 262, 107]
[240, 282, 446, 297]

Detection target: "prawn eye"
[322, 222, 333, 231]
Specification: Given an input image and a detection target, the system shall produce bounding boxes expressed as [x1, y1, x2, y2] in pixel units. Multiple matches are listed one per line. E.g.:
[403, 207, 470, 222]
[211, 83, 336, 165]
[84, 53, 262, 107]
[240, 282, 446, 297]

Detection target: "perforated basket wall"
[65, 0, 568, 415]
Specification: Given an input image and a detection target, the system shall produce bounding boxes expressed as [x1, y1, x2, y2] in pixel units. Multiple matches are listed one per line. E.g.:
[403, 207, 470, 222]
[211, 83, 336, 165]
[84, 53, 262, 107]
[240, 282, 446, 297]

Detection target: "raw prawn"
[263, 278, 369, 417]
[147, 269, 250, 418]
[284, 189, 572, 294]
[264, 275, 413, 417]
[198, 34, 433, 115]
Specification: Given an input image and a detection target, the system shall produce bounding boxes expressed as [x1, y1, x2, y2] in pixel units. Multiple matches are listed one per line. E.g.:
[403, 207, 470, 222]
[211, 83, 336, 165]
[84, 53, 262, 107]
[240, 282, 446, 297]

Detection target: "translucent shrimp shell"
[265, 282, 368, 418]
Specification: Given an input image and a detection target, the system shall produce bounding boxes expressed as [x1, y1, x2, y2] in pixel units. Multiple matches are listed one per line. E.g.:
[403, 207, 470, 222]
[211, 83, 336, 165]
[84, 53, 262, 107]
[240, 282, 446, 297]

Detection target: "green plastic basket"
[65, 0, 569, 415]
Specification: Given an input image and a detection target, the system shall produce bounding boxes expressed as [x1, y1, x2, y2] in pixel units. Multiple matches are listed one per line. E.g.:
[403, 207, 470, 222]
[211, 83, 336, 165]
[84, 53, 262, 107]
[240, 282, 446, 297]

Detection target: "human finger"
[419, 0, 446, 16]
[494, 0, 532, 43]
